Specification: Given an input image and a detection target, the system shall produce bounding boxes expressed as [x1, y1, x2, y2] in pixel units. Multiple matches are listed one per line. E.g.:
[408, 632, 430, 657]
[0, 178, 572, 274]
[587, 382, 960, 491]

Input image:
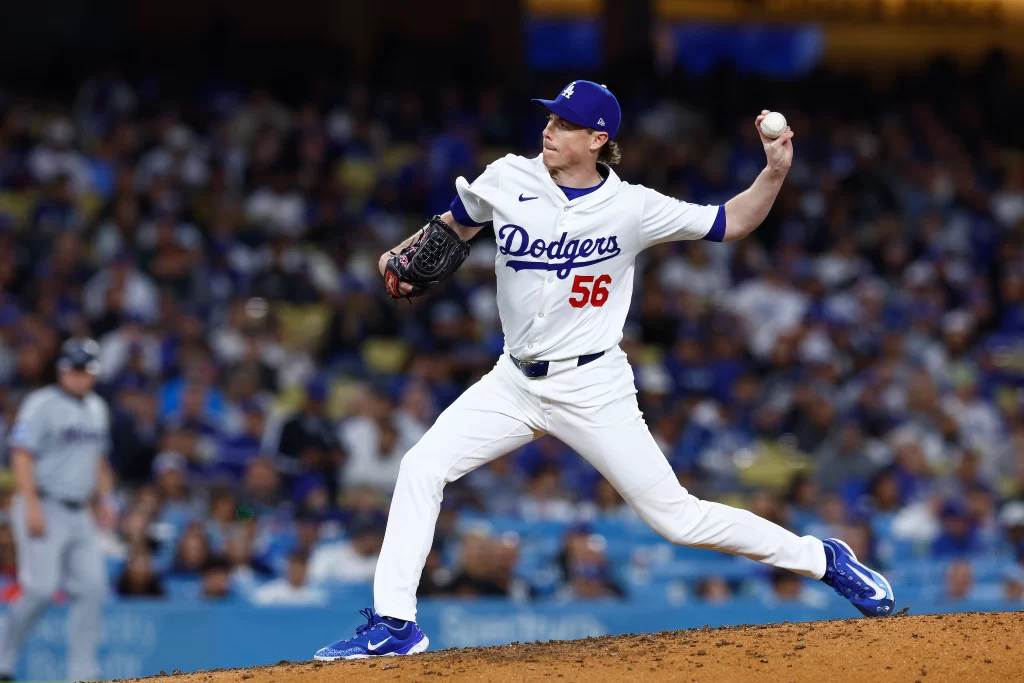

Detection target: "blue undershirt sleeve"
[449, 195, 489, 228]
[701, 205, 726, 242]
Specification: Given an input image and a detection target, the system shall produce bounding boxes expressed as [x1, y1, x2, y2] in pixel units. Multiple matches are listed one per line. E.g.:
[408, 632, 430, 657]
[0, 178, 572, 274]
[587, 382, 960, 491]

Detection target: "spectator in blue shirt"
[217, 400, 268, 480]
[932, 499, 980, 558]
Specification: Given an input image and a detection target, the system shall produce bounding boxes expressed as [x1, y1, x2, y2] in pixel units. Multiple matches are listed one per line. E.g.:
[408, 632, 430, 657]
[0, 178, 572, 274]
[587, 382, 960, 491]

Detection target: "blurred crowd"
[1, 59, 1024, 609]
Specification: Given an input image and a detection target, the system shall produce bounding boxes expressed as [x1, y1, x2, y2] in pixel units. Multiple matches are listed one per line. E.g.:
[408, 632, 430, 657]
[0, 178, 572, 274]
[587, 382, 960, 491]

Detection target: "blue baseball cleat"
[821, 538, 895, 617]
[314, 608, 429, 661]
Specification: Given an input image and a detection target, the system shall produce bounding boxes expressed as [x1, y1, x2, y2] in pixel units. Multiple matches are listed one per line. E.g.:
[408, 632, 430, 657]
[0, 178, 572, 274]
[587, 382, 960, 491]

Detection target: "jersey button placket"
[553, 207, 570, 285]
[533, 207, 564, 338]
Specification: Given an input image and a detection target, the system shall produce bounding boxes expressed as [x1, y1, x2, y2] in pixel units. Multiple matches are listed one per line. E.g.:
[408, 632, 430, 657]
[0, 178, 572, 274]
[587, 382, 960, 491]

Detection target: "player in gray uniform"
[0, 338, 116, 682]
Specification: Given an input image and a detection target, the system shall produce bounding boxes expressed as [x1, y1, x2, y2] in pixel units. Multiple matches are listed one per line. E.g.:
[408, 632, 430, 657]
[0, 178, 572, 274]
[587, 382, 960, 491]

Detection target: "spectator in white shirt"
[83, 251, 160, 324]
[27, 118, 92, 196]
[394, 381, 434, 439]
[816, 234, 868, 289]
[308, 511, 387, 584]
[252, 552, 328, 606]
[135, 124, 210, 190]
[249, 552, 325, 606]
[230, 88, 293, 147]
[246, 167, 306, 238]
[727, 267, 808, 360]
[341, 414, 415, 495]
[97, 313, 163, 382]
[658, 241, 731, 298]
[93, 195, 144, 265]
[224, 525, 275, 592]
[942, 367, 1004, 476]
[516, 463, 578, 523]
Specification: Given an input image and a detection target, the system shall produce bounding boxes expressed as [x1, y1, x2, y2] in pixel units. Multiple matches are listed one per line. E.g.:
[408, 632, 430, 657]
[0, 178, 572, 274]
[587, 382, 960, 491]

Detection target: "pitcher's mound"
[133, 611, 1023, 683]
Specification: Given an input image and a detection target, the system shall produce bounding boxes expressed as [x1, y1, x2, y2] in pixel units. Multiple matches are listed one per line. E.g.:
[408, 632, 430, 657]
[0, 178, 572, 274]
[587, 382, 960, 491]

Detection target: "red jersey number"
[568, 274, 612, 308]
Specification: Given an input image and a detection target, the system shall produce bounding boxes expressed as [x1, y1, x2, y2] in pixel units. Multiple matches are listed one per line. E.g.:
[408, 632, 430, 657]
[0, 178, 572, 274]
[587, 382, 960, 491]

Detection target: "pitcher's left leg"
[581, 418, 894, 614]
[625, 469, 827, 578]
[549, 366, 893, 614]
[552, 394, 827, 578]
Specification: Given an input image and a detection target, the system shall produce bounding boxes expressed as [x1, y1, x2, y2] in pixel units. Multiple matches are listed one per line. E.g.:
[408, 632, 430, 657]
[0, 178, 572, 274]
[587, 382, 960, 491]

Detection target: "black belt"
[37, 490, 86, 511]
[510, 351, 604, 379]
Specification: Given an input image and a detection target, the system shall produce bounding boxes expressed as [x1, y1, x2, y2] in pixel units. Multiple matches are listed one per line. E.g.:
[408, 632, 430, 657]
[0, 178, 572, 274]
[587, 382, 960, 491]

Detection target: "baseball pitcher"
[314, 81, 895, 661]
[0, 338, 115, 682]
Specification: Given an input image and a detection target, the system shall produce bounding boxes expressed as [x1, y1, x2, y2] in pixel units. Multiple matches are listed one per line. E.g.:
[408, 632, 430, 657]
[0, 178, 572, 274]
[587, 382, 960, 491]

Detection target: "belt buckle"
[512, 355, 546, 378]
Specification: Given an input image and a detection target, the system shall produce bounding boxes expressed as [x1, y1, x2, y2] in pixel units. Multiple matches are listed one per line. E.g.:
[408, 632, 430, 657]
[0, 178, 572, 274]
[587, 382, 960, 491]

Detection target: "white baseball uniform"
[373, 153, 826, 621]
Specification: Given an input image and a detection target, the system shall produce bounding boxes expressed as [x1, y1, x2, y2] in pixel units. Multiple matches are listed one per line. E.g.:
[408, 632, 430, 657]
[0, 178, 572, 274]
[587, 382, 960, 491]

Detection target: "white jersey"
[456, 153, 721, 361]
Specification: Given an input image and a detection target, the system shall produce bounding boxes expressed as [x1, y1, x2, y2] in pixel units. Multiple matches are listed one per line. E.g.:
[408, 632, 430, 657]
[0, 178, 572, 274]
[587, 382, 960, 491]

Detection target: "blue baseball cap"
[533, 80, 621, 140]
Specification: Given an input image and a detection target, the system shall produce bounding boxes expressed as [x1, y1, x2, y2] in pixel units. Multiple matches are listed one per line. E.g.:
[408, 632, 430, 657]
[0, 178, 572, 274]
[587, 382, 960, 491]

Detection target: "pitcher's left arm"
[722, 110, 795, 242]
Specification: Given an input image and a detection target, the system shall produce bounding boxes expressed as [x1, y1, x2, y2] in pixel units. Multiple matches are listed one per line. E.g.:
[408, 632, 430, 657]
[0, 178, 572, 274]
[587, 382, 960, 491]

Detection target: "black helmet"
[58, 338, 100, 375]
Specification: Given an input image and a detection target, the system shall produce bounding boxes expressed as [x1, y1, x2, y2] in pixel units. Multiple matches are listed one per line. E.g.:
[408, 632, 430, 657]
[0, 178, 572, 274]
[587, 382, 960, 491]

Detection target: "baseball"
[760, 111, 787, 139]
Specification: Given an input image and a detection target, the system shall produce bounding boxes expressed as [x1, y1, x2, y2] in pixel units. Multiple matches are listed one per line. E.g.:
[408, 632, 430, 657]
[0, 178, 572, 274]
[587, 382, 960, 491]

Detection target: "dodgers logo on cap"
[532, 80, 622, 140]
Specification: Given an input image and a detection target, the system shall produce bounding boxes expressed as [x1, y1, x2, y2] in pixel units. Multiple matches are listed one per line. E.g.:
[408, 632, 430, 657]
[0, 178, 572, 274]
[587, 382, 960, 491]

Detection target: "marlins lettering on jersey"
[57, 426, 105, 445]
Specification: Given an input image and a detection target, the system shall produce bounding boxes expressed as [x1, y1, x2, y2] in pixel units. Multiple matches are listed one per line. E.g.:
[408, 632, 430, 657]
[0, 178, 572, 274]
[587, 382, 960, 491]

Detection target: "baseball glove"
[384, 216, 471, 299]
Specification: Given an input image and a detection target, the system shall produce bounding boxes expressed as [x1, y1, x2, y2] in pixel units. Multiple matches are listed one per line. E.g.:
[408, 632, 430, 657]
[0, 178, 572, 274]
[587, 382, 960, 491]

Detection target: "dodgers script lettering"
[497, 224, 621, 279]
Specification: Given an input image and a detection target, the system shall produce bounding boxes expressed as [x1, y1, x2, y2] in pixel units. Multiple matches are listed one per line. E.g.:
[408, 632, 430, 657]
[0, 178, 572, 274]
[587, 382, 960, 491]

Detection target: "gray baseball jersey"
[9, 386, 111, 503]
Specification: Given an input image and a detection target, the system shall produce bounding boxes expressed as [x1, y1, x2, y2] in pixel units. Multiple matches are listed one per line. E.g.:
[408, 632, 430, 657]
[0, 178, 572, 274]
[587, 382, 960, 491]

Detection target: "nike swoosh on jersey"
[518, 194, 539, 201]
[367, 636, 393, 651]
[848, 565, 887, 600]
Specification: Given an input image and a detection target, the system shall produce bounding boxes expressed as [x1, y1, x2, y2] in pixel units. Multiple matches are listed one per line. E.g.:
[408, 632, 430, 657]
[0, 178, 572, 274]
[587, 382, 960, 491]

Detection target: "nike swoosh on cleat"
[367, 636, 393, 651]
[849, 565, 887, 600]
[519, 194, 538, 201]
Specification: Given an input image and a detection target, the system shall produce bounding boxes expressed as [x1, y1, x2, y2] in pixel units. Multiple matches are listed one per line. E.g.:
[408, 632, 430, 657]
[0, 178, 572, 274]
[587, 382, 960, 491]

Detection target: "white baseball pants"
[374, 347, 825, 621]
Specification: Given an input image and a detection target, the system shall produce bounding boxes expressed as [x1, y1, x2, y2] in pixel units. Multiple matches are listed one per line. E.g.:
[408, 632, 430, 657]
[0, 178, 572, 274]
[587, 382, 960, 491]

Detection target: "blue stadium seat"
[321, 583, 374, 605]
[105, 556, 126, 582]
[163, 577, 203, 601]
[624, 578, 690, 606]
[647, 557, 756, 581]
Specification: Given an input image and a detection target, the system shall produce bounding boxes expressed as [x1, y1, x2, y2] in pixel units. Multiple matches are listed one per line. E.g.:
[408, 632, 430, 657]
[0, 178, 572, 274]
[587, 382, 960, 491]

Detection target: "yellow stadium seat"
[0, 190, 38, 228]
[735, 441, 815, 492]
[274, 303, 331, 349]
[362, 337, 410, 374]
[272, 383, 307, 416]
[78, 192, 104, 219]
[382, 145, 418, 172]
[329, 378, 369, 420]
[640, 344, 664, 366]
[335, 158, 379, 198]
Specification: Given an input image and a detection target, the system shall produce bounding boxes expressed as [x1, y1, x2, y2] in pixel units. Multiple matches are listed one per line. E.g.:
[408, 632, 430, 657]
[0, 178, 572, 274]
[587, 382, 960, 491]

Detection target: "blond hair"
[599, 138, 621, 165]
[588, 129, 621, 165]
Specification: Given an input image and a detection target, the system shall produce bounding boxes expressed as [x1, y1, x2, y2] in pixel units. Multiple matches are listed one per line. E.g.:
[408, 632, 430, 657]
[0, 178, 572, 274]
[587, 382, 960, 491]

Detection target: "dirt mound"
[133, 611, 1023, 683]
